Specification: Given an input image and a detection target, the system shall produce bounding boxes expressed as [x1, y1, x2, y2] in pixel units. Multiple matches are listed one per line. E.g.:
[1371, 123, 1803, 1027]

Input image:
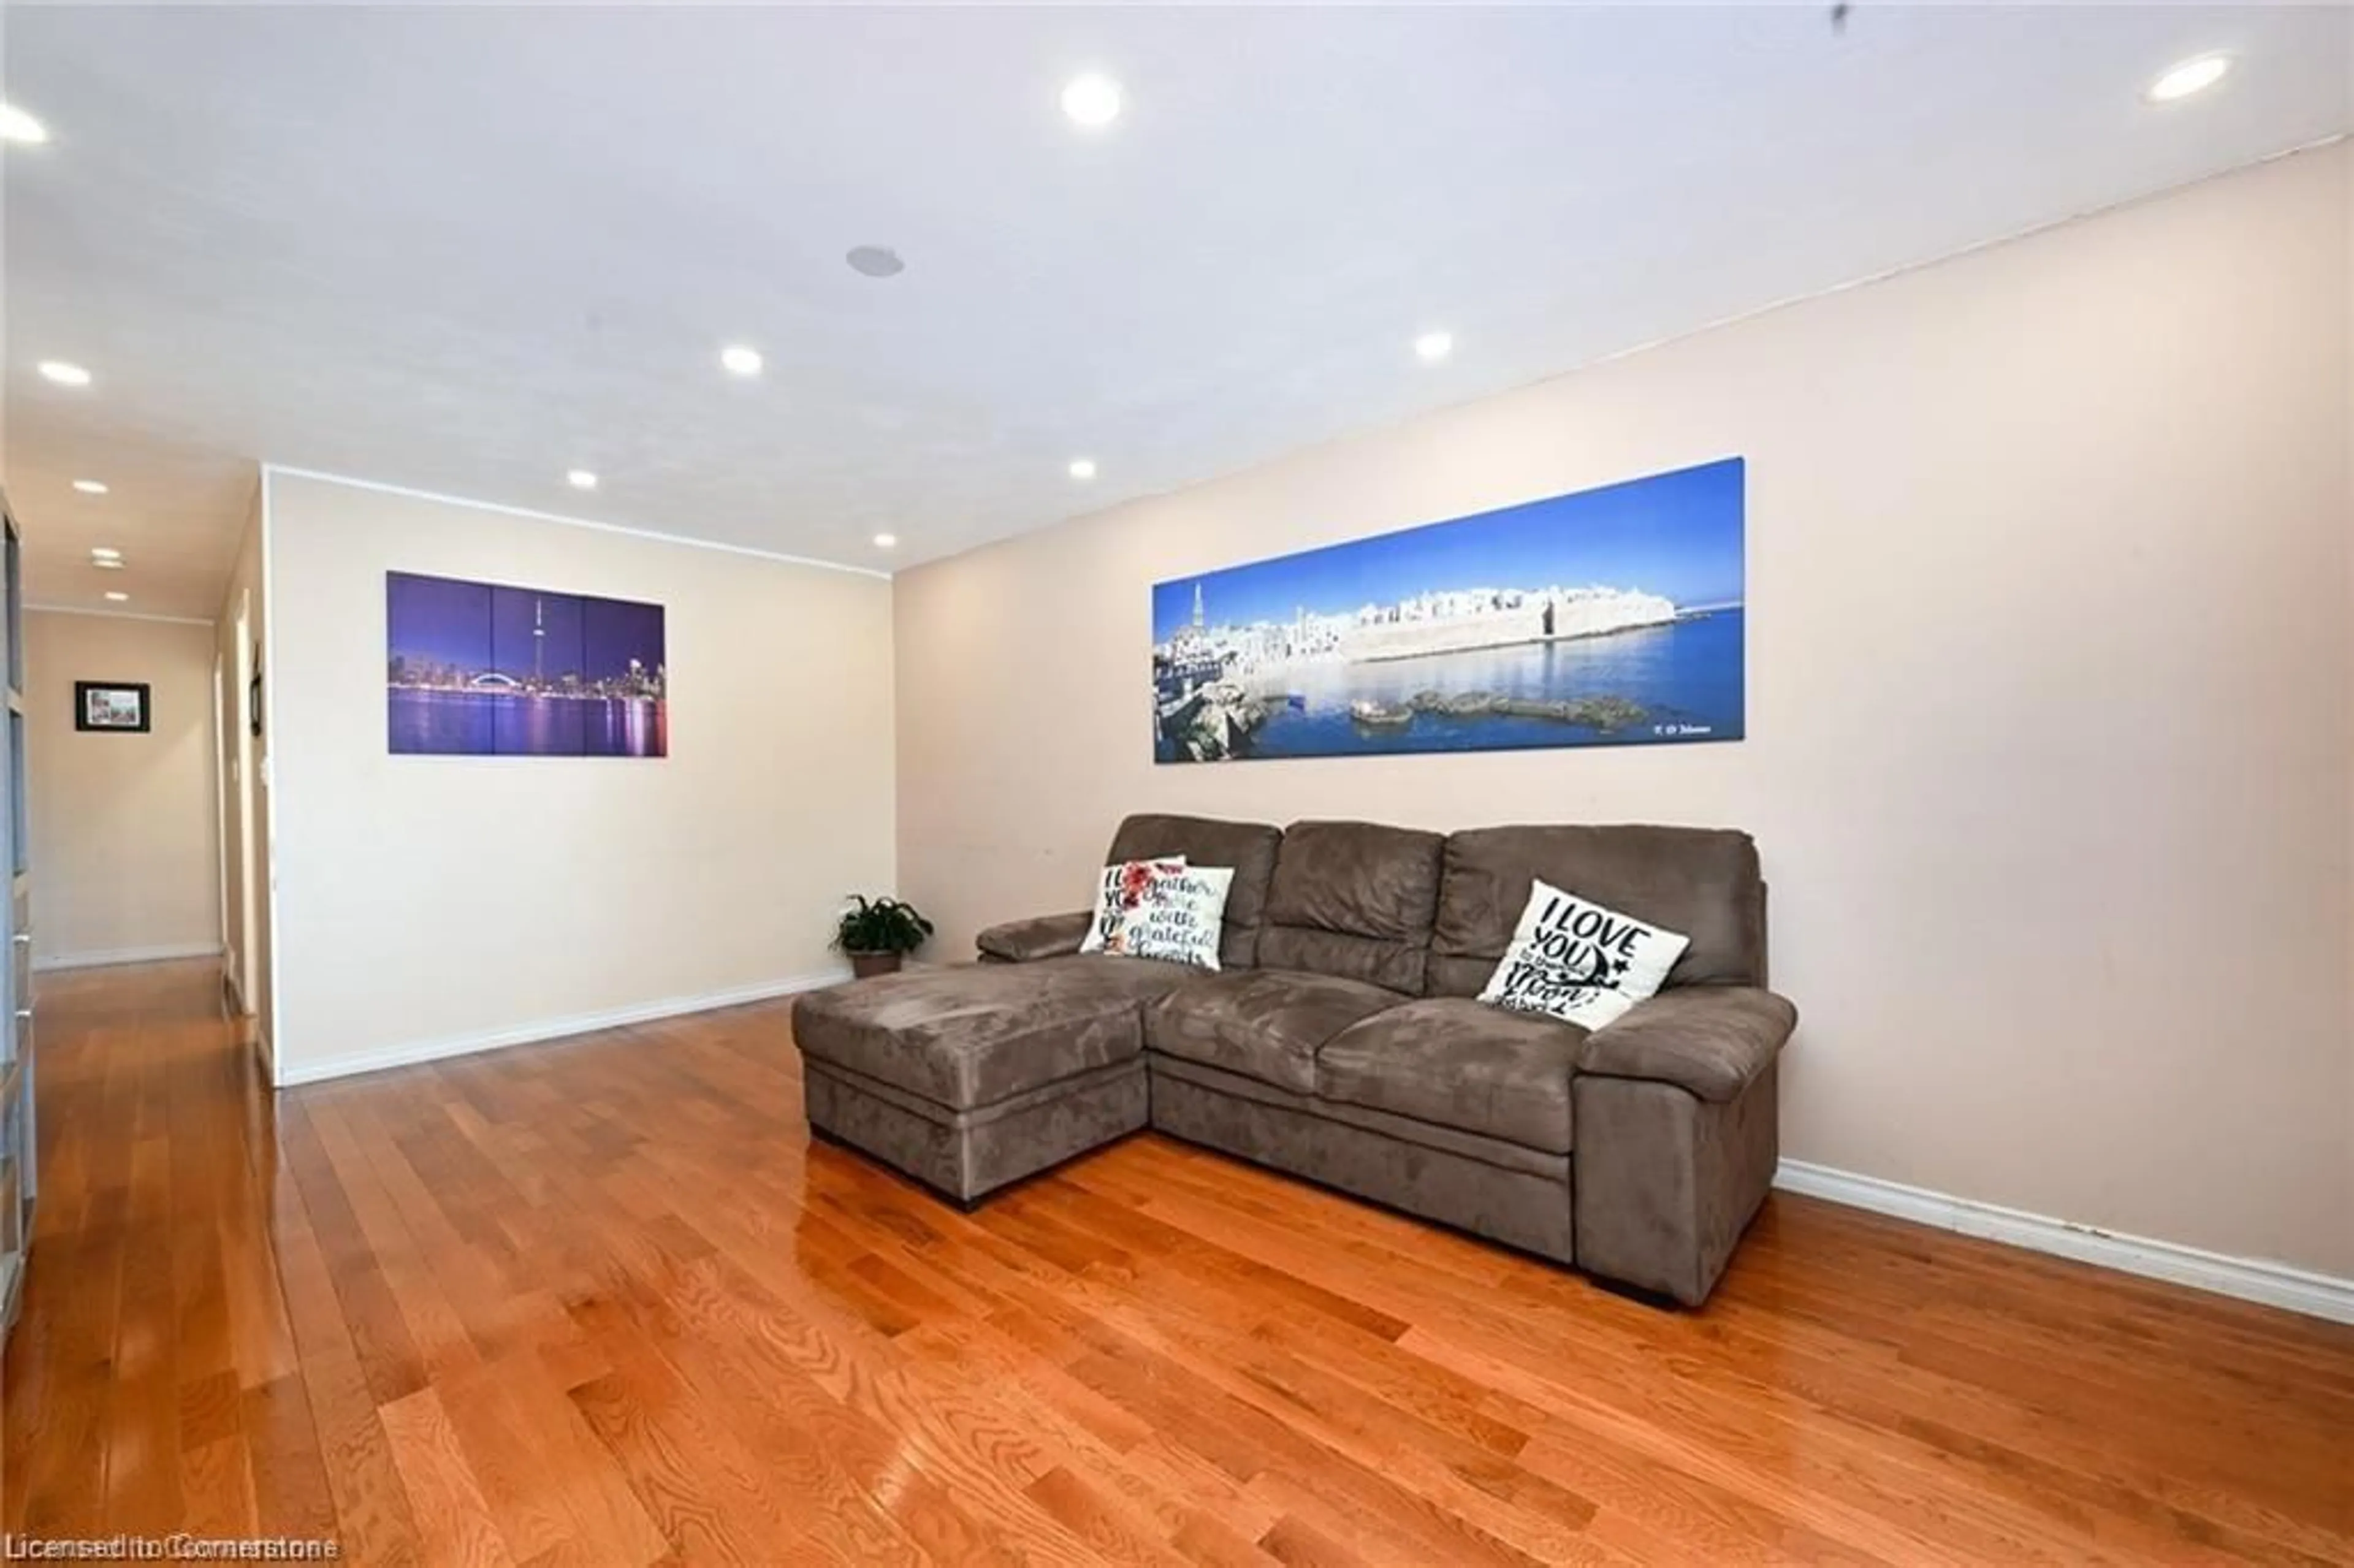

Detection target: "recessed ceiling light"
[2147, 54, 2231, 102]
[93, 558, 125, 571]
[1068, 458, 1098, 481]
[719, 344, 764, 377]
[0, 104, 47, 146]
[37, 360, 91, 387]
[1414, 331, 1455, 363]
[873, 533, 898, 549]
[72, 479, 108, 495]
[846, 245, 906, 279]
[1061, 73, 1122, 128]
[91, 546, 121, 561]
[566, 469, 598, 490]
[104, 592, 129, 603]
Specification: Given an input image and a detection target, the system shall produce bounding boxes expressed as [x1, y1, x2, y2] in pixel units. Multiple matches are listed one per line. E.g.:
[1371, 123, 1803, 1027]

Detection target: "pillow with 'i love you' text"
[1478, 879, 1689, 1030]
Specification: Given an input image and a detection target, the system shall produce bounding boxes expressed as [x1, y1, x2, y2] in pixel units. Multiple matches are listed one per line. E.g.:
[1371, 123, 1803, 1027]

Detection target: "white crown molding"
[261, 464, 892, 580]
[272, 969, 849, 1087]
[34, 942, 224, 973]
[1775, 1159, 2354, 1326]
[25, 603, 216, 628]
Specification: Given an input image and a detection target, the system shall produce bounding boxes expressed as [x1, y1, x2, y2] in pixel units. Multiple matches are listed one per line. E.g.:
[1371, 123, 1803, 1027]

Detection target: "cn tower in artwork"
[533, 595, 546, 684]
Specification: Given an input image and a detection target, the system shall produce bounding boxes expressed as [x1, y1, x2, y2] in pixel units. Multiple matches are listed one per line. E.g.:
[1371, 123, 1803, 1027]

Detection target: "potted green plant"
[833, 894, 935, 978]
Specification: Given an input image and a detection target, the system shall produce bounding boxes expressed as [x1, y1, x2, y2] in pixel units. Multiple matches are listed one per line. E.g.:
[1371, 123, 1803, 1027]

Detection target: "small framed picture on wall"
[75, 680, 151, 734]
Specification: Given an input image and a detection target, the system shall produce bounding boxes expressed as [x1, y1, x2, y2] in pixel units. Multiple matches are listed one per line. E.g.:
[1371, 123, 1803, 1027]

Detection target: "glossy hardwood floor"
[5, 962, 2350, 1565]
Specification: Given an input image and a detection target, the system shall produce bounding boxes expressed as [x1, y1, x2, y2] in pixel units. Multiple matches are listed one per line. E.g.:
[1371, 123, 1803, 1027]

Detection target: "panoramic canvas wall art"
[386, 571, 668, 757]
[1152, 457, 1744, 763]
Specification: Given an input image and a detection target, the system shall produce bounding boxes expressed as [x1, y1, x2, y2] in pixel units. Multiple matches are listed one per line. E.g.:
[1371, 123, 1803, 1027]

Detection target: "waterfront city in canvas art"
[387, 571, 668, 756]
[1152, 458, 1744, 763]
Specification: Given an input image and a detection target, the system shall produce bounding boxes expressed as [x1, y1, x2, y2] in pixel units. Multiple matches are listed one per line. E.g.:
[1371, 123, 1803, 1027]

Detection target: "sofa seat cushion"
[792, 955, 1196, 1109]
[1316, 998, 1585, 1154]
[1145, 969, 1406, 1094]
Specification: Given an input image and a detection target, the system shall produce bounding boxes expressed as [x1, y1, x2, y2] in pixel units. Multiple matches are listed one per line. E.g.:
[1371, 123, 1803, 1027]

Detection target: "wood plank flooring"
[6, 960, 2350, 1564]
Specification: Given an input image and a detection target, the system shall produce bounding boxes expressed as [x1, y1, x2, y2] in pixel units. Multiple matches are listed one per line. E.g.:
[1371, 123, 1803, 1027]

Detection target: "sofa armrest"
[1577, 986, 1796, 1103]
[975, 910, 1094, 964]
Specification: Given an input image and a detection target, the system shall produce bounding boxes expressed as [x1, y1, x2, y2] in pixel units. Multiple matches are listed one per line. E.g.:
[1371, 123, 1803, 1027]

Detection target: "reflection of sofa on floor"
[791, 813, 1795, 1306]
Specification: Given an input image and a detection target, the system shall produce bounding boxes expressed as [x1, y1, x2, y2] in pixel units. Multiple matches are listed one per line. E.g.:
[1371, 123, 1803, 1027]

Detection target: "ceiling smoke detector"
[847, 246, 906, 280]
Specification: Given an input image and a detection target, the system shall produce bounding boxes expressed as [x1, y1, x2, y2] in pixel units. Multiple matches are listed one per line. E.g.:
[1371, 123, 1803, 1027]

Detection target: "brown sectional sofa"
[791, 812, 1796, 1305]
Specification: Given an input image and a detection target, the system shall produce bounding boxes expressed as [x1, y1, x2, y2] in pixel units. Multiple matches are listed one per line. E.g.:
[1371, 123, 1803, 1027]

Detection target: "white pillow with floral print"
[1120, 866, 1235, 971]
[1080, 857, 1187, 954]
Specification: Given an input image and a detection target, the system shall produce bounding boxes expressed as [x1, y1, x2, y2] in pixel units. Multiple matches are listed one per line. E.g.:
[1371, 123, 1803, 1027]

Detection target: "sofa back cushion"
[1105, 813, 1282, 970]
[1429, 824, 1765, 996]
[1257, 820, 1446, 992]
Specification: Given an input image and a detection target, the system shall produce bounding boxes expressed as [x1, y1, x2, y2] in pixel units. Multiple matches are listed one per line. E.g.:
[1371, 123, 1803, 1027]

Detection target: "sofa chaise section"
[794, 954, 1187, 1202]
[794, 814, 1282, 1202]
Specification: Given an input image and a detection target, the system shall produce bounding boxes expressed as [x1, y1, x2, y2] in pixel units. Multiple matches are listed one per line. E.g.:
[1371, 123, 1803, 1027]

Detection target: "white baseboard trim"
[1774, 1159, 2354, 1326]
[273, 969, 849, 1087]
[36, 942, 224, 973]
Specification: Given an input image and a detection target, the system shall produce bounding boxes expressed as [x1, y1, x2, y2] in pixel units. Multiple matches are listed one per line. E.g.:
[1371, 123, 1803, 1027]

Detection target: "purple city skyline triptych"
[386, 570, 669, 757]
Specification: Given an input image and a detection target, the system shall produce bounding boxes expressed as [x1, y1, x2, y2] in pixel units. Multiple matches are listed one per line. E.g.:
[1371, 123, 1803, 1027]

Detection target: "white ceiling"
[2, 4, 2346, 621]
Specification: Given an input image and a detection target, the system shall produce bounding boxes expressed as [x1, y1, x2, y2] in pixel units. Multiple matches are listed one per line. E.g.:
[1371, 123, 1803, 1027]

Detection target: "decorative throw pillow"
[1478, 879, 1689, 1030]
[1119, 866, 1235, 971]
[1080, 857, 1186, 954]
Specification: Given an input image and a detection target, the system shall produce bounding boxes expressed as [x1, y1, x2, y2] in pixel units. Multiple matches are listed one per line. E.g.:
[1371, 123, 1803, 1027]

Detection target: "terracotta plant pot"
[847, 950, 902, 980]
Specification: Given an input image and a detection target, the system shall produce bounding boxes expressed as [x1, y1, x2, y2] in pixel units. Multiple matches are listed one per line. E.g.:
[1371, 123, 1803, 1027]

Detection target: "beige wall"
[266, 472, 897, 1083]
[26, 610, 221, 968]
[895, 145, 2353, 1277]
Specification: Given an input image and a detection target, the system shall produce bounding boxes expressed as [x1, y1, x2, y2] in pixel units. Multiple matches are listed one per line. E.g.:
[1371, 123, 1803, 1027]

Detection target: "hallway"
[3, 962, 302, 1541]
